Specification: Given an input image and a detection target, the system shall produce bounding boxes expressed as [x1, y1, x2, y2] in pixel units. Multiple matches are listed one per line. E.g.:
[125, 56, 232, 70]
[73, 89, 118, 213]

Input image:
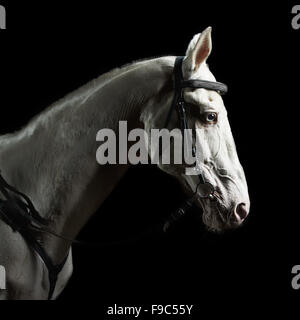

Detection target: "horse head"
[143, 27, 250, 232]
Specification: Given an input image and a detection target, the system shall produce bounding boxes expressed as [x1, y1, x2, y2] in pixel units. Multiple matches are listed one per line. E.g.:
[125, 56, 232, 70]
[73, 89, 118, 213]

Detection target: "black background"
[0, 0, 299, 315]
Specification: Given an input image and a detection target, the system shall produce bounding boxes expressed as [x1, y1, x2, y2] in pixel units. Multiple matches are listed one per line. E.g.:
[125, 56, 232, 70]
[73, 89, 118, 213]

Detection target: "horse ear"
[184, 27, 212, 75]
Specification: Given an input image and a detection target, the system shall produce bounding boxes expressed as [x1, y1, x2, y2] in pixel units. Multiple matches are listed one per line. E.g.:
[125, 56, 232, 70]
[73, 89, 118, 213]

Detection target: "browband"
[180, 79, 227, 95]
[175, 56, 228, 95]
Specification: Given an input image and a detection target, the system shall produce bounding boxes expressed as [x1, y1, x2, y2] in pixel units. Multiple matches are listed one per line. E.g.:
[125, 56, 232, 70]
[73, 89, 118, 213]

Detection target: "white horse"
[0, 27, 249, 300]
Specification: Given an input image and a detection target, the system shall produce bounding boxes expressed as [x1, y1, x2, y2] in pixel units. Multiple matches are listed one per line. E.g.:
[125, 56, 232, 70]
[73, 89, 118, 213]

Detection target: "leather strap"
[163, 56, 228, 202]
[181, 79, 227, 95]
[0, 173, 69, 300]
[165, 56, 228, 128]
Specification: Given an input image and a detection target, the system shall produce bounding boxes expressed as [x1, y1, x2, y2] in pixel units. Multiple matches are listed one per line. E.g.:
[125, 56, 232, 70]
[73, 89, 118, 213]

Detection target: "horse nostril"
[235, 203, 248, 221]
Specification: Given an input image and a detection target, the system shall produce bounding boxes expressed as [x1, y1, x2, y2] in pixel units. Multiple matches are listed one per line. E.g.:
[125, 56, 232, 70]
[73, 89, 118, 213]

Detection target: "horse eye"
[205, 112, 218, 124]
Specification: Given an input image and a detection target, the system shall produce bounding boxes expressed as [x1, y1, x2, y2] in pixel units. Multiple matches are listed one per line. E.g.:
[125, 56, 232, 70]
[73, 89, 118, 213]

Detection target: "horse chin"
[194, 197, 237, 233]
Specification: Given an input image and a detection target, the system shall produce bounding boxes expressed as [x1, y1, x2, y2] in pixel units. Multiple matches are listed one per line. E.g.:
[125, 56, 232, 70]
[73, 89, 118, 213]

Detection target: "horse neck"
[0, 56, 173, 262]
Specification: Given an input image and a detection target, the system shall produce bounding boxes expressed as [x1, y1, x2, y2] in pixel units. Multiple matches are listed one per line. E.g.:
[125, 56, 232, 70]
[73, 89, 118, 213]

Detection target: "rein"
[0, 172, 68, 300]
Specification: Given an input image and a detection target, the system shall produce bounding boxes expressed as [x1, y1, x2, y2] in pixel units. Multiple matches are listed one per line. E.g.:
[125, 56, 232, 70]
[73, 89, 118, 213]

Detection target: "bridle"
[0, 56, 228, 299]
[162, 56, 228, 230]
